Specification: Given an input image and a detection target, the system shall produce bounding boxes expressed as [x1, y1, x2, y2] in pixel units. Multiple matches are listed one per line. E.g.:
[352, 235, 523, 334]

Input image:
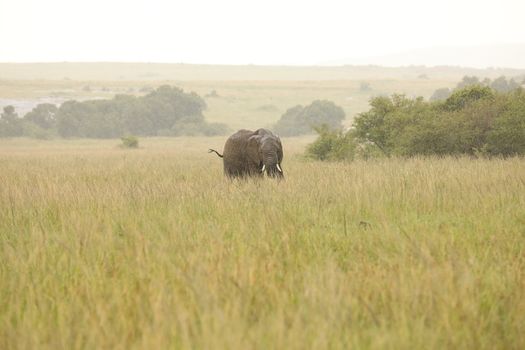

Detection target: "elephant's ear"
[247, 135, 262, 163]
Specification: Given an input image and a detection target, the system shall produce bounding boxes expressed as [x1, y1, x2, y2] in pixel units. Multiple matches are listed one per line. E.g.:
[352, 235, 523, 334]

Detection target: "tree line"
[3, 80, 525, 159]
[307, 85, 525, 160]
[430, 75, 523, 101]
[0, 86, 228, 139]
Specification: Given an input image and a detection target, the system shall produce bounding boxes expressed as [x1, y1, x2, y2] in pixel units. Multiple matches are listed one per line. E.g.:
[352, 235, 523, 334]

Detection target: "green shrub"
[441, 85, 494, 111]
[486, 89, 525, 156]
[306, 126, 358, 161]
[314, 86, 525, 160]
[120, 135, 139, 148]
[306, 126, 388, 161]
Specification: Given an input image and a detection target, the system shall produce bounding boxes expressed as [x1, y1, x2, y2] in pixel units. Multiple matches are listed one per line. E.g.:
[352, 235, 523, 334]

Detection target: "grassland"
[1, 137, 524, 349]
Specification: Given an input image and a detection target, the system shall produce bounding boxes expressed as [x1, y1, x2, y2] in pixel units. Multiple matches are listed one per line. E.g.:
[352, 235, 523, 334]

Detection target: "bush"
[442, 85, 494, 112]
[353, 94, 427, 156]
[312, 86, 525, 160]
[306, 126, 354, 161]
[274, 100, 345, 136]
[486, 89, 525, 156]
[306, 126, 384, 161]
[120, 135, 139, 148]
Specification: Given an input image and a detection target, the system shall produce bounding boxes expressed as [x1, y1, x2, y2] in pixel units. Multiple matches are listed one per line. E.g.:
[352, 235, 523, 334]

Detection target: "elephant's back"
[223, 130, 253, 158]
[222, 130, 254, 175]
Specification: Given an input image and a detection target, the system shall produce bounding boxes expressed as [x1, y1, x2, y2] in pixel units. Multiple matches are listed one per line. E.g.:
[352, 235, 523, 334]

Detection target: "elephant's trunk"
[263, 152, 283, 179]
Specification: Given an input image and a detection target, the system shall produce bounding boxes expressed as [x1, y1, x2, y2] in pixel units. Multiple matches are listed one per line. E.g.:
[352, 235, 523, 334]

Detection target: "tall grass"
[1, 137, 524, 349]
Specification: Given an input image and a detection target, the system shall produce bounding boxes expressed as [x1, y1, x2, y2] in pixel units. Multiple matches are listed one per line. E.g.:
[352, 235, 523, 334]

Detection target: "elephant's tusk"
[276, 164, 282, 172]
[261, 164, 266, 173]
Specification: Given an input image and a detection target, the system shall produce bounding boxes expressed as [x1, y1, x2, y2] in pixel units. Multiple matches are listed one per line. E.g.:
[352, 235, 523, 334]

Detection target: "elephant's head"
[248, 129, 284, 179]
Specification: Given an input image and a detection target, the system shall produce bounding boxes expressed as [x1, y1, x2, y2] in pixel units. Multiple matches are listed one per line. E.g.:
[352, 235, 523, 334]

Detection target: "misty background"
[1, 0, 525, 67]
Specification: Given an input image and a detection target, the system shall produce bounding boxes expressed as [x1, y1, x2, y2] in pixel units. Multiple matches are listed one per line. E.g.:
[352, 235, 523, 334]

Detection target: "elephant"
[209, 128, 284, 179]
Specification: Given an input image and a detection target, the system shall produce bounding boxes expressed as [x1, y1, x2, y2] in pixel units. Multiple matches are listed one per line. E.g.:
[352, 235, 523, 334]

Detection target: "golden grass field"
[1, 137, 524, 349]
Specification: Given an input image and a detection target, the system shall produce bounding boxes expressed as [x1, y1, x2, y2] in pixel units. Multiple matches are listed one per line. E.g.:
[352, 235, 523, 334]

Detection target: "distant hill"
[322, 44, 525, 70]
[0, 62, 524, 81]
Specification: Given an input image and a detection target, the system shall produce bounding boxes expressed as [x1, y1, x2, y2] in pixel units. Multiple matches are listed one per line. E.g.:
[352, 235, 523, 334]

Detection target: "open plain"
[1, 137, 524, 349]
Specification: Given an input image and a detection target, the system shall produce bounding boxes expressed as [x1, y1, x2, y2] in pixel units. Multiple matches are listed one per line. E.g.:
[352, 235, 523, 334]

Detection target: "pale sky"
[1, 0, 524, 66]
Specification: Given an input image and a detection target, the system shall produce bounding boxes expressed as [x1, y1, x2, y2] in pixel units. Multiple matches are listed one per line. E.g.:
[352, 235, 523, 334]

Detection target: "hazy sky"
[1, 0, 524, 66]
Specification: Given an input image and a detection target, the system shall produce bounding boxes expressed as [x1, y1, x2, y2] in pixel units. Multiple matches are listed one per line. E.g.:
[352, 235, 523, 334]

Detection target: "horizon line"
[1, 61, 525, 71]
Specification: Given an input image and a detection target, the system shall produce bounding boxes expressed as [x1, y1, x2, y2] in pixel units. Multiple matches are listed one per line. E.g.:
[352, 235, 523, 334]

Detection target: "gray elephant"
[209, 128, 284, 179]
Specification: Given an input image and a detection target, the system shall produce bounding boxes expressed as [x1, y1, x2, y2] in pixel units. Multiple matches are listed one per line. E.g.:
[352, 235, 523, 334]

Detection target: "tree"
[306, 126, 358, 161]
[23, 103, 58, 129]
[429, 88, 452, 101]
[482, 78, 492, 86]
[486, 89, 525, 156]
[53, 85, 223, 138]
[272, 105, 304, 135]
[442, 85, 494, 111]
[1, 105, 18, 121]
[0, 105, 23, 137]
[352, 94, 415, 155]
[509, 78, 521, 90]
[274, 100, 345, 136]
[456, 76, 481, 89]
[489, 76, 520, 93]
[490, 76, 510, 92]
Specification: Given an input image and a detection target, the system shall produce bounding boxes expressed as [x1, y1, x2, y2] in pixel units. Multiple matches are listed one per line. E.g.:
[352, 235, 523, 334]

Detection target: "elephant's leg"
[224, 163, 246, 178]
[224, 166, 239, 178]
[246, 159, 263, 177]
